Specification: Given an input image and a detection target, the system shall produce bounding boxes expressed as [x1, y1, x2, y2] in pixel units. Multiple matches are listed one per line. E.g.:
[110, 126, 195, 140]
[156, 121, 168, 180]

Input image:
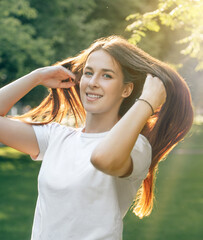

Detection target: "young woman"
[0, 36, 193, 239]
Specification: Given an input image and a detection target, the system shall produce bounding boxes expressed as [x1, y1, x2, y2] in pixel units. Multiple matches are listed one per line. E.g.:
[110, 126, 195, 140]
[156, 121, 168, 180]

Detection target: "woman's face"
[80, 50, 128, 117]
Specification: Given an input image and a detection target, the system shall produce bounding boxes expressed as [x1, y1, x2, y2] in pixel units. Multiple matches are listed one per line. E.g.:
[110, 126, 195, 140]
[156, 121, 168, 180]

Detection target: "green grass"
[123, 154, 203, 240]
[123, 124, 203, 240]
[0, 124, 202, 240]
[0, 149, 41, 240]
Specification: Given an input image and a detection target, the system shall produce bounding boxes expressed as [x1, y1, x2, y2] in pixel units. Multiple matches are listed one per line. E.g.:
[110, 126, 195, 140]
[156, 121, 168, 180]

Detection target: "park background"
[0, 0, 202, 239]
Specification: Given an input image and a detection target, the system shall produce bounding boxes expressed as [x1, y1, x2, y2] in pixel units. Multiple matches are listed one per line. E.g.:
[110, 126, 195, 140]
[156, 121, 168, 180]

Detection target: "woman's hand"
[140, 74, 167, 111]
[32, 65, 76, 89]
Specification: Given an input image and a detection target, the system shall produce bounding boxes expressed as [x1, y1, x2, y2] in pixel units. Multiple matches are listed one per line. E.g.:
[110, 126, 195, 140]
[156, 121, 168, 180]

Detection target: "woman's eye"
[103, 74, 112, 79]
[84, 71, 93, 77]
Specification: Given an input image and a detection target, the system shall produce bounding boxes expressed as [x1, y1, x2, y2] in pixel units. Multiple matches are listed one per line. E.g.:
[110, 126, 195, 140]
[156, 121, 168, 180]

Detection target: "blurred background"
[0, 0, 202, 239]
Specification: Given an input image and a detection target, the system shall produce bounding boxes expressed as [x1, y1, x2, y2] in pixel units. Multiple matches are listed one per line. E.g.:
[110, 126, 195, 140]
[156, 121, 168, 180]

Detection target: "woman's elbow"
[90, 152, 124, 176]
[90, 151, 114, 175]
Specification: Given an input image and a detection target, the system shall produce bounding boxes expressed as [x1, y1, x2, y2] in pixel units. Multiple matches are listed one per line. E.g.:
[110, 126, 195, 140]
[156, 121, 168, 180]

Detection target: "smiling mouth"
[86, 93, 103, 100]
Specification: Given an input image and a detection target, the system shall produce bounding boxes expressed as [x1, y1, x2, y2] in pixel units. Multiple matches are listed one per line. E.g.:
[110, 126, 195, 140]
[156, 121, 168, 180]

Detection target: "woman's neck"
[84, 113, 119, 133]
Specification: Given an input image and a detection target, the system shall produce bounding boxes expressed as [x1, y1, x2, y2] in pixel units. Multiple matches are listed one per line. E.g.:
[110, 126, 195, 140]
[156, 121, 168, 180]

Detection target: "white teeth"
[87, 94, 102, 99]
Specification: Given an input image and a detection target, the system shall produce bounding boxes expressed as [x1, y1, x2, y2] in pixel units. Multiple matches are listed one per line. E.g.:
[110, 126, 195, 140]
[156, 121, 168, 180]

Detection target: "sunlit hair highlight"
[15, 35, 193, 218]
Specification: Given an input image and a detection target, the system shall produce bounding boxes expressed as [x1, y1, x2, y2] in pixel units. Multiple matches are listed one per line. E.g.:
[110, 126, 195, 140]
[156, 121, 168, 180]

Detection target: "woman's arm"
[90, 74, 166, 177]
[0, 66, 75, 157]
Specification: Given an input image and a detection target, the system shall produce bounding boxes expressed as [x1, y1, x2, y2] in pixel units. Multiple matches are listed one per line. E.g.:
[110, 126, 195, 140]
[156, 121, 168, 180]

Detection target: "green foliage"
[88, 0, 154, 39]
[29, 0, 107, 61]
[126, 0, 203, 71]
[0, 0, 54, 106]
[0, 0, 53, 84]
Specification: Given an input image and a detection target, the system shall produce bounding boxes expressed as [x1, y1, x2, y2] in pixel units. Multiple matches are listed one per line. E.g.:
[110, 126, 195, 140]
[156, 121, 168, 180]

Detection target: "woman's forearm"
[91, 100, 152, 176]
[0, 71, 40, 116]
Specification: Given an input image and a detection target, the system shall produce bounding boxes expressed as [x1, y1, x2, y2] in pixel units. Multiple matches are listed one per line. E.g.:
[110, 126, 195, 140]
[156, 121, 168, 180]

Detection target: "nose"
[88, 74, 99, 88]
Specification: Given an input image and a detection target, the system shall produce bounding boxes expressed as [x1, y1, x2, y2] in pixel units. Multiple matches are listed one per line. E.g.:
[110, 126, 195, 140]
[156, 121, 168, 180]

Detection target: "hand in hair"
[140, 74, 167, 112]
[32, 66, 76, 89]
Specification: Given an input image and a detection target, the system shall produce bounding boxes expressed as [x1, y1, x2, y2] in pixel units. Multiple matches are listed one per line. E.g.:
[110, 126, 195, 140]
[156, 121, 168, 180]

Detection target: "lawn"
[123, 124, 203, 240]
[0, 148, 41, 239]
[0, 124, 202, 240]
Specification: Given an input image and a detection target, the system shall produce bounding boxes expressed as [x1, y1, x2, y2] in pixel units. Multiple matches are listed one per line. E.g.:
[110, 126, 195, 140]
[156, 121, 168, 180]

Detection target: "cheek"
[79, 77, 86, 93]
[104, 82, 124, 96]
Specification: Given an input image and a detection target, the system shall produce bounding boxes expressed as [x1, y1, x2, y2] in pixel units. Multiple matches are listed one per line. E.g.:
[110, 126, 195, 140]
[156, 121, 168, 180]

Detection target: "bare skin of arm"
[0, 66, 75, 157]
[90, 74, 167, 177]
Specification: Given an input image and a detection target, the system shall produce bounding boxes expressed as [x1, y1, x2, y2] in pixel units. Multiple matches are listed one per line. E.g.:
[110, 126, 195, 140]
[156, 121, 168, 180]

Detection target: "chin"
[84, 107, 101, 115]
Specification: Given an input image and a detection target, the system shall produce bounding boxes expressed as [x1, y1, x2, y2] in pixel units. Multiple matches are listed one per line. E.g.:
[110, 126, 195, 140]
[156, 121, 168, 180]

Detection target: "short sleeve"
[124, 134, 152, 182]
[31, 123, 65, 161]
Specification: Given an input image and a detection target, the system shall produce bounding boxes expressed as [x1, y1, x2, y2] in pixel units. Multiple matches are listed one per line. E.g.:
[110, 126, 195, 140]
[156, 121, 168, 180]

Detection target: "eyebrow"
[85, 66, 116, 74]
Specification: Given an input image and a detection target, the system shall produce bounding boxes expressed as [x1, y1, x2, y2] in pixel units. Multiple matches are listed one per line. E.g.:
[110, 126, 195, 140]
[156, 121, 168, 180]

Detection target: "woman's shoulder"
[136, 134, 152, 151]
[48, 122, 79, 134]
[32, 122, 79, 138]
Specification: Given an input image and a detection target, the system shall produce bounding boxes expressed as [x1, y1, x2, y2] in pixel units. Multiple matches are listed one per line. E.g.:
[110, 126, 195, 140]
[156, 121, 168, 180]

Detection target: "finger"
[58, 81, 75, 89]
[66, 69, 76, 80]
[60, 66, 76, 80]
[147, 73, 153, 79]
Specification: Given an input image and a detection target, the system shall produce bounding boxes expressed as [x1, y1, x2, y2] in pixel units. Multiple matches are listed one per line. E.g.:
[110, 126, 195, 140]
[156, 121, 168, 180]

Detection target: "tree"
[29, 0, 108, 61]
[0, 0, 54, 106]
[0, 0, 53, 84]
[126, 0, 203, 71]
[87, 0, 157, 39]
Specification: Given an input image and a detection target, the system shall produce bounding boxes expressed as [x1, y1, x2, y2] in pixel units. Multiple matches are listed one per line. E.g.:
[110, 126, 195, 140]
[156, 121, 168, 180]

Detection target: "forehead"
[85, 50, 121, 72]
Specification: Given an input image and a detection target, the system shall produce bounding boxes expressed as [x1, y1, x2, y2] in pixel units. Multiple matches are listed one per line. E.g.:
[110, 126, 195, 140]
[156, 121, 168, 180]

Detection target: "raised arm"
[0, 66, 75, 157]
[90, 74, 167, 177]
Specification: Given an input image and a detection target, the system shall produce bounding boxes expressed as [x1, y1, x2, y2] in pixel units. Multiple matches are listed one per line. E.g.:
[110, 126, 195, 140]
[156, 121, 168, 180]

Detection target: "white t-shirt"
[31, 123, 152, 240]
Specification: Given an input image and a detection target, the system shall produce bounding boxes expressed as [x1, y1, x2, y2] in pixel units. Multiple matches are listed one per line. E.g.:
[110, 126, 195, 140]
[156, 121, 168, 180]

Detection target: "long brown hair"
[16, 35, 193, 218]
